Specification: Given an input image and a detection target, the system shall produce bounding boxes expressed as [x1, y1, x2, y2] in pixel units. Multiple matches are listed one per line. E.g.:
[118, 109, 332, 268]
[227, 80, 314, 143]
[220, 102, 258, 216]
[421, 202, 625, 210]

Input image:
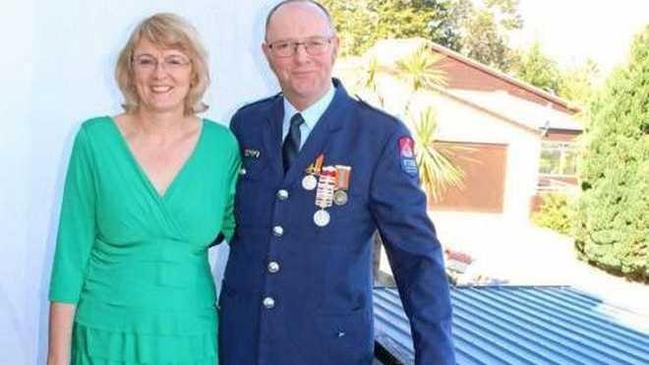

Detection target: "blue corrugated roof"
[373, 286, 649, 365]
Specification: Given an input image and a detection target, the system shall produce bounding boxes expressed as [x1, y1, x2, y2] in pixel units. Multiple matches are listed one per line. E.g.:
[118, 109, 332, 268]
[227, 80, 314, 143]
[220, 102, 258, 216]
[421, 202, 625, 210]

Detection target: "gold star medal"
[303, 154, 324, 191]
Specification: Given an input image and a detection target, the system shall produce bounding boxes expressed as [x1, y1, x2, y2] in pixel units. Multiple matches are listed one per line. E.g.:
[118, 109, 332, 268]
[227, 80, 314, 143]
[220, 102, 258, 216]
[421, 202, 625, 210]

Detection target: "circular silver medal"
[333, 190, 349, 206]
[313, 209, 330, 227]
[302, 175, 318, 191]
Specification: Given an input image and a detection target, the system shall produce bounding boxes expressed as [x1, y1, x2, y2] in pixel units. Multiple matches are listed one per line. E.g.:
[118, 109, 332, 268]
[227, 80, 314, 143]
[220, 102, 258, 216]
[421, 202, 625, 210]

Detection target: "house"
[335, 38, 582, 222]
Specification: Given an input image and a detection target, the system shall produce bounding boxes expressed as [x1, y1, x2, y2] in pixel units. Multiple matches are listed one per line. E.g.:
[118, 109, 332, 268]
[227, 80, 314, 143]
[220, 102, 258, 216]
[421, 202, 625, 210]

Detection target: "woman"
[47, 13, 239, 365]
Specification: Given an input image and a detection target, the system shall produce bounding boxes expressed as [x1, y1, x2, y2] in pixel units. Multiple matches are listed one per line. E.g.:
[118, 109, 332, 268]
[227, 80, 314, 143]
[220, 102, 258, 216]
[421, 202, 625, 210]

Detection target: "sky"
[510, 0, 649, 73]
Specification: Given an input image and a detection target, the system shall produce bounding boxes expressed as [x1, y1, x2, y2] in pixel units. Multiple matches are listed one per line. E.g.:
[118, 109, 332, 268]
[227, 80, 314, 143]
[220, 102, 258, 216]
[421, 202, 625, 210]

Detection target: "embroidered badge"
[243, 148, 261, 159]
[399, 137, 418, 177]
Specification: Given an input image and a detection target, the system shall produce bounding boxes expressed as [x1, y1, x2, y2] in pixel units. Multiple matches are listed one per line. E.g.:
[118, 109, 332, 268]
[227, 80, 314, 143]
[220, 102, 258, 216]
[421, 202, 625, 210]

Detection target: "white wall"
[372, 82, 541, 277]
[432, 93, 541, 222]
[349, 72, 542, 222]
[0, 1, 279, 363]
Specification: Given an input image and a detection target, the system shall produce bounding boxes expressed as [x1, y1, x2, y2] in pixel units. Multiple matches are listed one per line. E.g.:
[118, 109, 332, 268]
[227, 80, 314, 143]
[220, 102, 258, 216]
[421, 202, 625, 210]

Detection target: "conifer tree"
[574, 26, 649, 281]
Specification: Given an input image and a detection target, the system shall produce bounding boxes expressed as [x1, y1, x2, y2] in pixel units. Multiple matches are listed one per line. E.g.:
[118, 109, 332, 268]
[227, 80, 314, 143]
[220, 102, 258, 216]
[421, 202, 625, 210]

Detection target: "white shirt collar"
[283, 83, 336, 133]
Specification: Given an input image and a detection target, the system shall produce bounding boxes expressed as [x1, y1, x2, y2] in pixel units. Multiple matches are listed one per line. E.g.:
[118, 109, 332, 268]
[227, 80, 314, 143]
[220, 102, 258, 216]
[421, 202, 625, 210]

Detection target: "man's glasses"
[132, 55, 191, 72]
[267, 36, 333, 58]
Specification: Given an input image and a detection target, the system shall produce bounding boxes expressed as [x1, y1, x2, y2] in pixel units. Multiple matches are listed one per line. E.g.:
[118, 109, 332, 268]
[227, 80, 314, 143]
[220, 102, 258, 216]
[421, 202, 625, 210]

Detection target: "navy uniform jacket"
[219, 80, 455, 365]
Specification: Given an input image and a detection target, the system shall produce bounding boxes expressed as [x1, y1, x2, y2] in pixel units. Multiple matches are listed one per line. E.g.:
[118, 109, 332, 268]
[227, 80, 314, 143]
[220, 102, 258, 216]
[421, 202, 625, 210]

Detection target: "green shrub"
[532, 193, 571, 235]
[573, 26, 649, 282]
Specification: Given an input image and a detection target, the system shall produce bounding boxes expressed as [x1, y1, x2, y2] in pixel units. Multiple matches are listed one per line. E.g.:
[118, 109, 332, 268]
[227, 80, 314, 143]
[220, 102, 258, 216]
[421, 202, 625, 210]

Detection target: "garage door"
[430, 141, 507, 213]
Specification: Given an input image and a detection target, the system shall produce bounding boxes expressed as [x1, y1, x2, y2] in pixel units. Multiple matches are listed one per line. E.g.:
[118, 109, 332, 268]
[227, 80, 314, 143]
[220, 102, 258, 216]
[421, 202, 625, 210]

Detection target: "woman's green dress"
[49, 116, 240, 364]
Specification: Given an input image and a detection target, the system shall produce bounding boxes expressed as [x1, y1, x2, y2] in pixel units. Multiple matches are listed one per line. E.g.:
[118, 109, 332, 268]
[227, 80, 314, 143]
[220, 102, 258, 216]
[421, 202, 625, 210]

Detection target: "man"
[219, 1, 455, 364]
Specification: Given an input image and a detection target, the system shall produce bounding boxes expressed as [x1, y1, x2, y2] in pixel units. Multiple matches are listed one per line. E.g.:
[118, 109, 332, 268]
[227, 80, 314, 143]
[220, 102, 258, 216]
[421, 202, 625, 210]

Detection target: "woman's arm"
[47, 302, 76, 365]
[48, 125, 97, 364]
[221, 130, 242, 243]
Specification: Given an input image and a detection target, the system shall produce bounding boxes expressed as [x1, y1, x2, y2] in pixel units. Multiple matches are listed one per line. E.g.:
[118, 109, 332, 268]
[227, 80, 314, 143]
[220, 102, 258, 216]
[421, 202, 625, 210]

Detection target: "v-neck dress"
[49, 116, 240, 364]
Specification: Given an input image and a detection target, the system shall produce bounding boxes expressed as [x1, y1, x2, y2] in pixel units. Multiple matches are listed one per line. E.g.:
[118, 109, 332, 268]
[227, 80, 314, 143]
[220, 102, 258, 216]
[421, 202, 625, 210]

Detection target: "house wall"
[378, 91, 542, 277]
[430, 92, 542, 223]
[355, 73, 542, 223]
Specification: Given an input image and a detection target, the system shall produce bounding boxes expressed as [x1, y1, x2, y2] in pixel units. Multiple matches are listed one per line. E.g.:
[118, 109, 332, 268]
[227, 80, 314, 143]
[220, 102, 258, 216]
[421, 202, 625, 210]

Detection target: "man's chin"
[293, 84, 328, 100]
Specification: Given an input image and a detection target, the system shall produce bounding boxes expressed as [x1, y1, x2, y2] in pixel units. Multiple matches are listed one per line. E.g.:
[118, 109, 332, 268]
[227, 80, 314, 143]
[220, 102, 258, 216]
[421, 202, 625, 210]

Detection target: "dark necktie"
[282, 113, 304, 173]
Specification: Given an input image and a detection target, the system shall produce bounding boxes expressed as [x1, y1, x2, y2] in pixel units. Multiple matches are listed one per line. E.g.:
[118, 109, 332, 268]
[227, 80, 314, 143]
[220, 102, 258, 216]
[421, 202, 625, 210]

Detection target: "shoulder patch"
[237, 92, 283, 113]
[398, 136, 419, 177]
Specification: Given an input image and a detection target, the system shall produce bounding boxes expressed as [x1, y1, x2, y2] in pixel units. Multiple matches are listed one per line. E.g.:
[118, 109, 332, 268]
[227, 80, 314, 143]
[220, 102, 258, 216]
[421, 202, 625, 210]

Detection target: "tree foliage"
[325, 0, 599, 103]
[456, 0, 522, 70]
[395, 46, 447, 92]
[510, 41, 561, 93]
[573, 26, 649, 282]
[343, 41, 465, 202]
[557, 59, 601, 107]
[413, 107, 465, 201]
[322, 0, 459, 57]
[511, 42, 600, 107]
[321, 0, 522, 71]
[531, 193, 572, 235]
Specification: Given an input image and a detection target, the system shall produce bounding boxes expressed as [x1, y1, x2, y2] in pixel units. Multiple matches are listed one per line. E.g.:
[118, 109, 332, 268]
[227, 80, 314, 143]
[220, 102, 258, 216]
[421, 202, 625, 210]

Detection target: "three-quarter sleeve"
[49, 126, 97, 303]
[220, 136, 241, 243]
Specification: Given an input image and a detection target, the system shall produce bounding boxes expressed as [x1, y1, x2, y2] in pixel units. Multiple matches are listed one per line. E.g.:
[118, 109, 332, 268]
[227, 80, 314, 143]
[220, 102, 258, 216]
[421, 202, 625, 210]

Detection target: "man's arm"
[369, 124, 455, 365]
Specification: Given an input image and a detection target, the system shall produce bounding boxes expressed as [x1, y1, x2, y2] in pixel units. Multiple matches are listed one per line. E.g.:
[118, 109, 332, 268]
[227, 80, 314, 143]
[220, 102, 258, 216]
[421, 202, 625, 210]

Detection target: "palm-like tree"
[347, 42, 468, 199]
[355, 40, 465, 285]
[361, 57, 386, 108]
[413, 107, 465, 202]
[395, 45, 447, 92]
[393, 45, 447, 118]
[391, 43, 465, 202]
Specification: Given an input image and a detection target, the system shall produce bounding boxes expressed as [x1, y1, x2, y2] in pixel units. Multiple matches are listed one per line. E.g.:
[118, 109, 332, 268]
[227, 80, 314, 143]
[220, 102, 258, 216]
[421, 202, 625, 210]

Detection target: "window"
[539, 142, 577, 177]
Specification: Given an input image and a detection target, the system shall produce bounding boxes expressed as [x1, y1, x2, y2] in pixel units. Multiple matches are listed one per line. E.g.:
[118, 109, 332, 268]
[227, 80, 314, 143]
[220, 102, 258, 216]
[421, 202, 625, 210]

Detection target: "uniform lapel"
[283, 84, 352, 186]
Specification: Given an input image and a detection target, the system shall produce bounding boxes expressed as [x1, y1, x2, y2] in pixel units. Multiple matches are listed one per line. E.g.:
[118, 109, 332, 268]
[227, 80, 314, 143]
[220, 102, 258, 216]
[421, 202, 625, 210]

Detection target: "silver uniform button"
[263, 297, 275, 309]
[272, 225, 284, 237]
[277, 189, 289, 200]
[268, 261, 280, 273]
[239, 168, 247, 176]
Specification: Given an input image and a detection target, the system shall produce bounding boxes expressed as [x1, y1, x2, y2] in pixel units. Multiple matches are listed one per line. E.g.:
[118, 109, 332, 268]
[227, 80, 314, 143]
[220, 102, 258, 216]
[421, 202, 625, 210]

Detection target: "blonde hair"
[115, 13, 210, 115]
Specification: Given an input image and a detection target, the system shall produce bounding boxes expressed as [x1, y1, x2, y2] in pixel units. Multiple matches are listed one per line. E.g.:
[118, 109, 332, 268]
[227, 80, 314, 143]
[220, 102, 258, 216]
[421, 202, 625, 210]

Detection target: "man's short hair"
[264, 0, 335, 40]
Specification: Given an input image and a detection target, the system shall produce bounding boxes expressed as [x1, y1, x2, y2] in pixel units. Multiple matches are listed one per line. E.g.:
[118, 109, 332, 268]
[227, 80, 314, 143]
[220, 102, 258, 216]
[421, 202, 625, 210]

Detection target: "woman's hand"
[47, 302, 76, 365]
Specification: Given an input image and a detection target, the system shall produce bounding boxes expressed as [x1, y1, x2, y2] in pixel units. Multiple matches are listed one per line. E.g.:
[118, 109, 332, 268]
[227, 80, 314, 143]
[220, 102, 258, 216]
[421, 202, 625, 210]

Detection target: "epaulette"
[355, 94, 400, 123]
[237, 92, 283, 112]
